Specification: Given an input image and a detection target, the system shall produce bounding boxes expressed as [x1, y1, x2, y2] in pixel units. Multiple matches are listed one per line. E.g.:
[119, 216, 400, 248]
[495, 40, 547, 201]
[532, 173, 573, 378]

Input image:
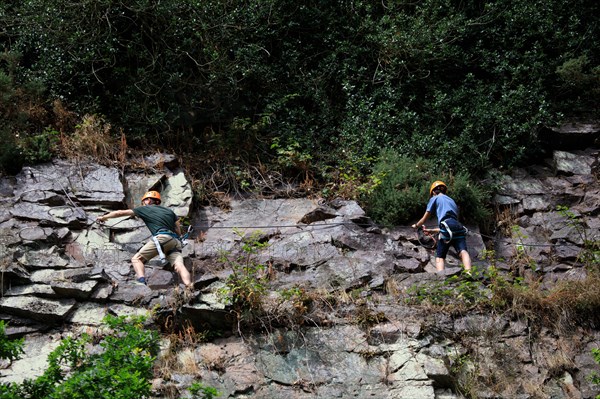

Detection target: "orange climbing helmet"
[429, 181, 447, 196]
[141, 190, 161, 204]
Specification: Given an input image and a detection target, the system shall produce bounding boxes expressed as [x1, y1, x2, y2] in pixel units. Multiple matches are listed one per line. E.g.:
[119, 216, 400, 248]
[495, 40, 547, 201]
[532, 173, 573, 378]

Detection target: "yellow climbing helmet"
[429, 181, 447, 196]
[141, 190, 161, 204]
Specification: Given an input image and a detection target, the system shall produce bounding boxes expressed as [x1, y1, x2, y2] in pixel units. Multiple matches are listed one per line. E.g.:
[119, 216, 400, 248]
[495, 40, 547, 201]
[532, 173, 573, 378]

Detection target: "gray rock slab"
[113, 229, 150, 246]
[70, 165, 125, 205]
[394, 257, 425, 273]
[176, 303, 232, 332]
[0, 263, 30, 284]
[497, 174, 545, 197]
[161, 170, 193, 218]
[573, 188, 600, 215]
[107, 303, 152, 319]
[522, 195, 552, 212]
[124, 172, 166, 209]
[2, 284, 56, 297]
[18, 226, 54, 241]
[51, 280, 100, 300]
[67, 302, 109, 325]
[0, 296, 77, 323]
[109, 283, 158, 305]
[29, 267, 94, 284]
[18, 250, 70, 269]
[553, 150, 595, 175]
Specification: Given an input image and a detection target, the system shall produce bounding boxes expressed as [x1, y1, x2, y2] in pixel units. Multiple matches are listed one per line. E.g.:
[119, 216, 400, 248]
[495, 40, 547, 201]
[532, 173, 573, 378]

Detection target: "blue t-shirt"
[426, 194, 459, 225]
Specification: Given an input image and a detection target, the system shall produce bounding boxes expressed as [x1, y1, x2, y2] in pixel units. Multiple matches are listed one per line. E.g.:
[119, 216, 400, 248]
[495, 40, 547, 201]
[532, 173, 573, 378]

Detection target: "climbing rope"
[416, 226, 437, 250]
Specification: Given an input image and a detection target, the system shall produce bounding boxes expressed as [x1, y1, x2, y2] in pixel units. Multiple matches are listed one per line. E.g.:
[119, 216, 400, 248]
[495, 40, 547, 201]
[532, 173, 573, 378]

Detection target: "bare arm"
[97, 209, 135, 223]
[175, 219, 182, 236]
[412, 211, 431, 229]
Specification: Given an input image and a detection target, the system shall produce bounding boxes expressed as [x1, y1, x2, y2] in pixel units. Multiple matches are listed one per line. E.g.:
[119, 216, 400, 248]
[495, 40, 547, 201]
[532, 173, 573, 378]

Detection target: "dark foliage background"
[0, 0, 598, 223]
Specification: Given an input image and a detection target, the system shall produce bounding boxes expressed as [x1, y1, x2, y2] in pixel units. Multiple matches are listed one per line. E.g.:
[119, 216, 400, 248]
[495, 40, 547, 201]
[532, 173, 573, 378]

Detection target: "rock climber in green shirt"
[97, 190, 193, 288]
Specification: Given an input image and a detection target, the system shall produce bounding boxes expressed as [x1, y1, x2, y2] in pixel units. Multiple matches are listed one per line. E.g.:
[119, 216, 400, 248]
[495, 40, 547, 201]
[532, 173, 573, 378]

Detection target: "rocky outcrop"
[0, 148, 598, 398]
[540, 122, 600, 150]
[492, 148, 599, 286]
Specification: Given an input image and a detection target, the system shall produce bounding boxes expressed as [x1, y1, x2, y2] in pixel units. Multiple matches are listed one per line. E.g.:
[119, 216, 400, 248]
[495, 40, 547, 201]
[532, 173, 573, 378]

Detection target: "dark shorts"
[436, 236, 468, 259]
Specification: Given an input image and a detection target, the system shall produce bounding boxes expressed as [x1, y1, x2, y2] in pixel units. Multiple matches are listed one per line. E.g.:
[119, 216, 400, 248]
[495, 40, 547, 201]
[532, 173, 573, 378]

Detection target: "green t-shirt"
[133, 205, 177, 235]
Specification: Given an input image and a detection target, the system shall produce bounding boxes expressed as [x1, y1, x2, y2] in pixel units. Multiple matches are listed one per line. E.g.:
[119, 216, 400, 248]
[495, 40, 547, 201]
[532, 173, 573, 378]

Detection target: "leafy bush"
[361, 150, 432, 226]
[60, 114, 126, 165]
[0, 315, 160, 399]
[362, 150, 490, 227]
[19, 128, 59, 165]
[1, 0, 597, 177]
[450, 174, 493, 226]
[0, 321, 24, 362]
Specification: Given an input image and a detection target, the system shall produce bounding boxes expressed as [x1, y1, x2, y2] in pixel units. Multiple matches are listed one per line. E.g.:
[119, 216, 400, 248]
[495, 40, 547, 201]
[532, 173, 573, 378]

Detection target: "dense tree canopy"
[0, 0, 598, 202]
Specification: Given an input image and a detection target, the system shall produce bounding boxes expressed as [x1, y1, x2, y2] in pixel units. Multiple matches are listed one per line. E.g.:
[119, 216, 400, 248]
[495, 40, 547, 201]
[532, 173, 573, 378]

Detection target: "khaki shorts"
[133, 234, 183, 265]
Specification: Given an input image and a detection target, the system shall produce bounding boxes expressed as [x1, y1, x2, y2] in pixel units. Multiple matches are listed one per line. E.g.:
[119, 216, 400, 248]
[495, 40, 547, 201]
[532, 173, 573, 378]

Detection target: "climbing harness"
[152, 236, 169, 263]
[151, 225, 194, 264]
[439, 219, 468, 243]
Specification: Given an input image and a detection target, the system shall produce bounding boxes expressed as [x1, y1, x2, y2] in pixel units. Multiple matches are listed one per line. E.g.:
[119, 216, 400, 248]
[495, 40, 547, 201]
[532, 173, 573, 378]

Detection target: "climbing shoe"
[134, 277, 147, 286]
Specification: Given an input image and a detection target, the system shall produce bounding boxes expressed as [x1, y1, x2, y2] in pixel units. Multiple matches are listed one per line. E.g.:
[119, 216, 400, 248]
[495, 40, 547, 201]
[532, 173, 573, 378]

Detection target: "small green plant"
[354, 301, 387, 328]
[588, 348, 600, 399]
[280, 286, 311, 312]
[218, 229, 270, 312]
[406, 268, 489, 308]
[185, 382, 220, 399]
[449, 352, 479, 398]
[0, 321, 24, 362]
[510, 225, 538, 272]
[270, 137, 312, 174]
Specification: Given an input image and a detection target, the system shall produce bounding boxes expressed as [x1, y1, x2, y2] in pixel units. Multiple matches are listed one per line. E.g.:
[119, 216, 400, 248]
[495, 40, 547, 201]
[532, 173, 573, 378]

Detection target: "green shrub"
[361, 150, 432, 227]
[20, 128, 59, 165]
[450, 173, 493, 225]
[2, 0, 597, 170]
[362, 150, 490, 227]
[0, 321, 24, 362]
[0, 315, 160, 399]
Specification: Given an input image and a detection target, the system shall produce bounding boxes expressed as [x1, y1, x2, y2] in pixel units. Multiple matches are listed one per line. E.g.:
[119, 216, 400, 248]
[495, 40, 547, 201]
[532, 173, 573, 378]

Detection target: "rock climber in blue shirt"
[412, 181, 472, 274]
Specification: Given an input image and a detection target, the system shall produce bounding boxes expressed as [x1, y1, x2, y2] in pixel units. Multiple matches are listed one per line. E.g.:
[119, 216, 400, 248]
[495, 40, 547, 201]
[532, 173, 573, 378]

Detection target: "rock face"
[540, 122, 600, 149]
[0, 149, 599, 398]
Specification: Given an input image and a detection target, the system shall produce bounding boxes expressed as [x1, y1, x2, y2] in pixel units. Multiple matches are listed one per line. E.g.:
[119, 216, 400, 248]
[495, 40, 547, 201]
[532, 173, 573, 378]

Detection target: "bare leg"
[435, 257, 445, 272]
[173, 261, 192, 287]
[460, 250, 472, 271]
[131, 256, 146, 279]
